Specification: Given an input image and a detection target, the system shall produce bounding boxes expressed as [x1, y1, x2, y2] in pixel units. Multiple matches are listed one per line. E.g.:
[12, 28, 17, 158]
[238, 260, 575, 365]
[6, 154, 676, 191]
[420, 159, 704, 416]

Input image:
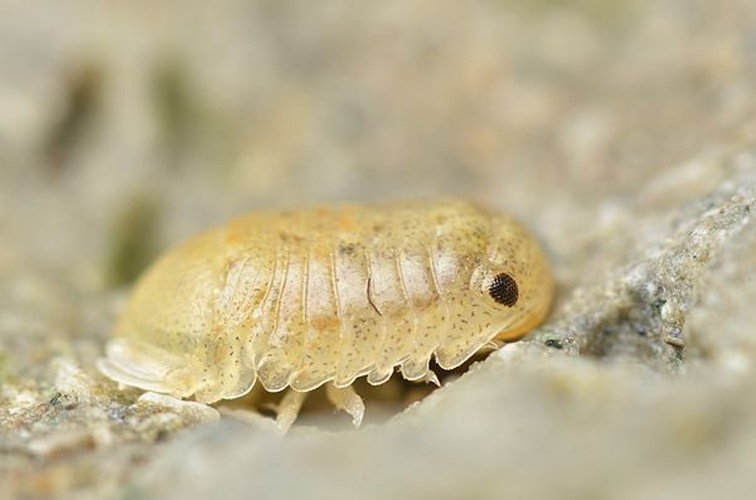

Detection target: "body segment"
[99, 200, 553, 421]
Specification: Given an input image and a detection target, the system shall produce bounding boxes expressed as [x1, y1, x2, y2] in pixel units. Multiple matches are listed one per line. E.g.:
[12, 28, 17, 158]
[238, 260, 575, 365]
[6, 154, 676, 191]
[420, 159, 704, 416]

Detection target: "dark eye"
[488, 273, 519, 307]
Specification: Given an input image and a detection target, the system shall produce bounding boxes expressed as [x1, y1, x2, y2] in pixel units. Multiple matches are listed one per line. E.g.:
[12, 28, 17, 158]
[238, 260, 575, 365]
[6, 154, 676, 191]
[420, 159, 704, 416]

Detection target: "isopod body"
[98, 200, 553, 424]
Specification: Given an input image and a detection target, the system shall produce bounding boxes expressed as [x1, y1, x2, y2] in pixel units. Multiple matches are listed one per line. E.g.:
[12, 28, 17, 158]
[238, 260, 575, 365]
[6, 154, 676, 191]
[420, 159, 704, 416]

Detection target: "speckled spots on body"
[98, 200, 553, 426]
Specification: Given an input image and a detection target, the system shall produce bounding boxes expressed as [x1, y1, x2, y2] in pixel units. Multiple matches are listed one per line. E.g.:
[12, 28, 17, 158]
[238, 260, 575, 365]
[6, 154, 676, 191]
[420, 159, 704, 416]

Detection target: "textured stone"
[1, 0, 755, 498]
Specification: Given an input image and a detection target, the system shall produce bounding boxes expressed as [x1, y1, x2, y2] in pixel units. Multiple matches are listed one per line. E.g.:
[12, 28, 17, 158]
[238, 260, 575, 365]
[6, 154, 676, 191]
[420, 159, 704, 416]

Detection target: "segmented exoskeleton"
[98, 200, 553, 427]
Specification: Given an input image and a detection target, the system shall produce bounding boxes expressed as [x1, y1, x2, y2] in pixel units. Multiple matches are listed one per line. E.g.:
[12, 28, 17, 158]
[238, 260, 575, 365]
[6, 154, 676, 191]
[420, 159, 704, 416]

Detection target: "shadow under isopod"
[216, 356, 485, 431]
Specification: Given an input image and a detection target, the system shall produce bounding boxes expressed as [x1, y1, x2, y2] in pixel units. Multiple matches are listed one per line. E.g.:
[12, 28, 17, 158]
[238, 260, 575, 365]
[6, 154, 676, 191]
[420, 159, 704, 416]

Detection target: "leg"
[275, 389, 308, 433]
[416, 369, 440, 387]
[325, 383, 365, 428]
[215, 385, 279, 431]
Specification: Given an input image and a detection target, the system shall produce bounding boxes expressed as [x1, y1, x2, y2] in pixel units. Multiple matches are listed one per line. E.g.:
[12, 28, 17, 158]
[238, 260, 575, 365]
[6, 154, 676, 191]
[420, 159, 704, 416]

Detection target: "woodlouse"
[98, 200, 553, 427]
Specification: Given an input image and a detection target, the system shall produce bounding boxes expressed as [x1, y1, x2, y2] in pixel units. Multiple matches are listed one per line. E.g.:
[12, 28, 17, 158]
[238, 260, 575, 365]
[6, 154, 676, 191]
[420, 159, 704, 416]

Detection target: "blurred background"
[2, 1, 756, 498]
[2, 0, 754, 290]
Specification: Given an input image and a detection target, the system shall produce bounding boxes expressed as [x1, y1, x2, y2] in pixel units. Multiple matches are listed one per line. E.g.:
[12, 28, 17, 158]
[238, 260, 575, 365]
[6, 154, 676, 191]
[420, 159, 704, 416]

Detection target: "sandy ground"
[1, 1, 755, 498]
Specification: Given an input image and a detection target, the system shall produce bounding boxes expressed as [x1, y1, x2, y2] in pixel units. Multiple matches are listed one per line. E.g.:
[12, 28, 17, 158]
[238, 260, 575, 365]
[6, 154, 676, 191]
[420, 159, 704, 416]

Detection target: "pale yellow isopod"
[98, 200, 553, 427]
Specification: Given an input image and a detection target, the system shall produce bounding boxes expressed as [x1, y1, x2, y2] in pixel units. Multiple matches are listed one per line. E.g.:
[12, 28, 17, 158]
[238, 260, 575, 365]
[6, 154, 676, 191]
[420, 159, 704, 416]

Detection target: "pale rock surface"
[1, 1, 755, 498]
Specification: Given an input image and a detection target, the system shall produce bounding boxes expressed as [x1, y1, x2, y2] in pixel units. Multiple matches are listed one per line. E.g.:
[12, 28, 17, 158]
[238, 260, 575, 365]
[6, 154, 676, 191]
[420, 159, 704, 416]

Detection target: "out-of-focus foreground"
[0, 1, 755, 498]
